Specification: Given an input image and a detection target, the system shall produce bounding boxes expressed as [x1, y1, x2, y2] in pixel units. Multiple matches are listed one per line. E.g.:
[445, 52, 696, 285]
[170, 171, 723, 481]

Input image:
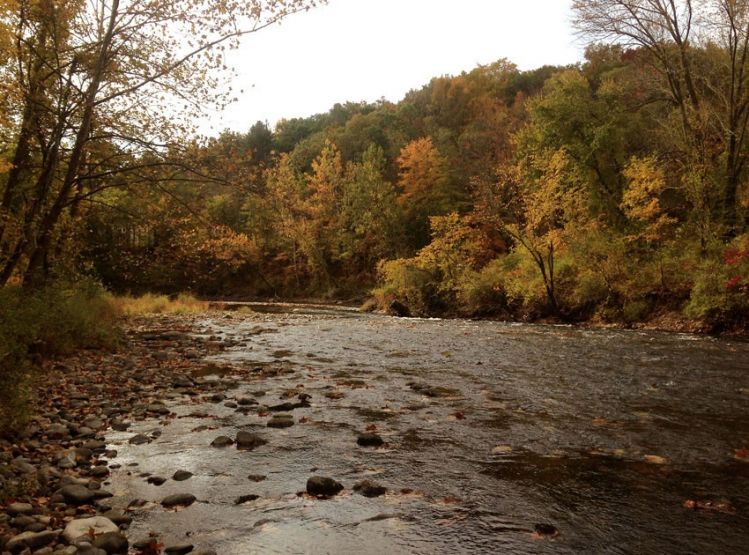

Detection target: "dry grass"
[112, 293, 209, 315]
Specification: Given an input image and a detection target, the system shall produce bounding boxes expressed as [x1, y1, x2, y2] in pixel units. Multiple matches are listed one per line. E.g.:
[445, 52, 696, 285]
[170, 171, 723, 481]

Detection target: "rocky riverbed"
[2, 304, 749, 554]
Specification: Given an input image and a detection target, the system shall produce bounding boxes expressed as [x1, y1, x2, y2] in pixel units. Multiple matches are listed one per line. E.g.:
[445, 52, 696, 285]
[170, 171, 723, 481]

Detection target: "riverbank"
[0, 315, 229, 554]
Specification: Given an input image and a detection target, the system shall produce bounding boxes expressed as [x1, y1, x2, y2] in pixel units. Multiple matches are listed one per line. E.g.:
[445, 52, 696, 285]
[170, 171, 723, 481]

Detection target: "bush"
[111, 292, 209, 315]
[0, 280, 120, 435]
[372, 258, 439, 316]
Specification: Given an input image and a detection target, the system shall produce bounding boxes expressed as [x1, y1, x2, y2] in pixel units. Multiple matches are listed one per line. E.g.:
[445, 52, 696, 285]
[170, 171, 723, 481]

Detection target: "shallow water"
[105, 305, 749, 554]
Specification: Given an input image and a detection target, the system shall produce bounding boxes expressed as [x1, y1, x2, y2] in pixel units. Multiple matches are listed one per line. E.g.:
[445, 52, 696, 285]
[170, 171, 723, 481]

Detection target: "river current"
[105, 304, 749, 554]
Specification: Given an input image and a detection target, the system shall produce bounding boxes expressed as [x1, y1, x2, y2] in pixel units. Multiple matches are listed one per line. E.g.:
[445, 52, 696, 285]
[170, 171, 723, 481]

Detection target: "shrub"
[111, 292, 209, 315]
[0, 280, 120, 435]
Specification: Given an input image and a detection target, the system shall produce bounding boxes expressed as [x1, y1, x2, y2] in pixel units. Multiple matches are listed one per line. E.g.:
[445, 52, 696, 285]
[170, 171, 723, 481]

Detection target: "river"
[104, 303, 749, 554]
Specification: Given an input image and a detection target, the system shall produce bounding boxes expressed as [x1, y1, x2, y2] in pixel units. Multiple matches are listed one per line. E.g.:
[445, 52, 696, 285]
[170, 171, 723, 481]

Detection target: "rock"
[534, 523, 559, 537]
[164, 545, 194, 555]
[235, 431, 267, 451]
[234, 494, 259, 504]
[11, 515, 36, 529]
[90, 466, 110, 478]
[172, 470, 193, 481]
[267, 414, 294, 429]
[172, 375, 194, 388]
[128, 434, 150, 445]
[5, 530, 58, 552]
[63, 517, 118, 542]
[356, 433, 384, 447]
[268, 400, 308, 412]
[146, 476, 167, 486]
[306, 476, 344, 497]
[92, 531, 129, 554]
[111, 420, 130, 432]
[7, 502, 33, 516]
[147, 403, 169, 415]
[46, 423, 70, 438]
[100, 510, 132, 526]
[210, 436, 233, 448]
[161, 493, 196, 508]
[353, 480, 387, 497]
[60, 484, 95, 505]
[387, 300, 410, 317]
[237, 397, 257, 406]
[247, 474, 266, 482]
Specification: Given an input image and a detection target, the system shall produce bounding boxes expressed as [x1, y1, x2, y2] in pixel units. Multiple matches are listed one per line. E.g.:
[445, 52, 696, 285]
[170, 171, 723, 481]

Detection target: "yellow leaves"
[621, 156, 676, 242]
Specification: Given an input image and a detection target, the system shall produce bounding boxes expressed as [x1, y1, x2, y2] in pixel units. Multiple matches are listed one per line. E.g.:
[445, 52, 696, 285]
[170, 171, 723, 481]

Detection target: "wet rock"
[92, 531, 129, 554]
[11, 515, 36, 529]
[210, 436, 234, 448]
[388, 300, 411, 317]
[147, 476, 167, 486]
[173, 470, 193, 481]
[100, 510, 132, 526]
[60, 484, 95, 505]
[224, 401, 238, 408]
[356, 433, 384, 447]
[237, 397, 257, 406]
[267, 414, 294, 429]
[128, 434, 150, 445]
[161, 493, 196, 508]
[147, 403, 170, 415]
[353, 480, 387, 497]
[47, 423, 70, 438]
[63, 517, 118, 542]
[90, 466, 110, 478]
[407, 382, 460, 398]
[234, 494, 259, 504]
[534, 523, 559, 537]
[306, 476, 344, 497]
[236, 431, 267, 451]
[164, 545, 194, 555]
[7, 502, 33, 516]
[247, 474, 266, 482]
[268, 400, 309, 412]
[110, 420, 130, 432]
[5, 530, 58, 552]
[172, 375, 195, 388]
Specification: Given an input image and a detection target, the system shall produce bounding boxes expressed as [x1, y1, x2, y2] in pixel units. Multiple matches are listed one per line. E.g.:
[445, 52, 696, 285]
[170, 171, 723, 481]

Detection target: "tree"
[573, 0, 749, 231]
[0, 0, 322, 287]
[475, 149, 590, 314]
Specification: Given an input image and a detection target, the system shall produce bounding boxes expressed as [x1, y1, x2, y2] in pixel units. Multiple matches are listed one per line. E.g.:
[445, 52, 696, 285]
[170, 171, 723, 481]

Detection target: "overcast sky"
[203, 0, 583, 134]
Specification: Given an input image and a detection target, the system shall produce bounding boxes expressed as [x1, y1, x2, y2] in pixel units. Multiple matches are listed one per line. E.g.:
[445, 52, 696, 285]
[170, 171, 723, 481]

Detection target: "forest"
[1, 2, 749, 553]
[1, 0, 748, 331]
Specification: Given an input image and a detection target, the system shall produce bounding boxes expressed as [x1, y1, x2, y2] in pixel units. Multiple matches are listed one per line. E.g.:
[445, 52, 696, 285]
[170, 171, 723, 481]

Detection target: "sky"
[203, 0, 583, 134]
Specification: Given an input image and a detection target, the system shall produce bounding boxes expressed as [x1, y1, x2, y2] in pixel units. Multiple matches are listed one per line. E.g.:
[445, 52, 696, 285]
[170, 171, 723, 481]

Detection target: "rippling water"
[105, 305, 749, 554]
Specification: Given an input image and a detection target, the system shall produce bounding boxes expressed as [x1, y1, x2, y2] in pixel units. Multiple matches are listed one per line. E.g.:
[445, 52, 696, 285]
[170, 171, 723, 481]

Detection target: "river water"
[105, 304, 749, 554]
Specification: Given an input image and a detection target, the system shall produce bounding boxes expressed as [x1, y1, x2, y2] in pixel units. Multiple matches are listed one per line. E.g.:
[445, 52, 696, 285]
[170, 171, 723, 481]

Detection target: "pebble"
[306, 476, 344, 497]
[128, 433, 150, 445]
[210, 435, 234, 448]
[164, 545, 194, 555]
[357, 433, 384, 447]
[235, 431, 267, 451]
[60, 484, 95, 505]
[353, 480, 387, 497]
[267, 414, 294, 428]
[161, 493, 197, 508]
[173, 470, 193, 481]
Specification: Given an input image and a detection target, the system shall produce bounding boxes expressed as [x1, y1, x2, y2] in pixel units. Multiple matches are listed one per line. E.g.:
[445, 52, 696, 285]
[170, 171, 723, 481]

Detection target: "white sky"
[204, 0, 583, 134]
